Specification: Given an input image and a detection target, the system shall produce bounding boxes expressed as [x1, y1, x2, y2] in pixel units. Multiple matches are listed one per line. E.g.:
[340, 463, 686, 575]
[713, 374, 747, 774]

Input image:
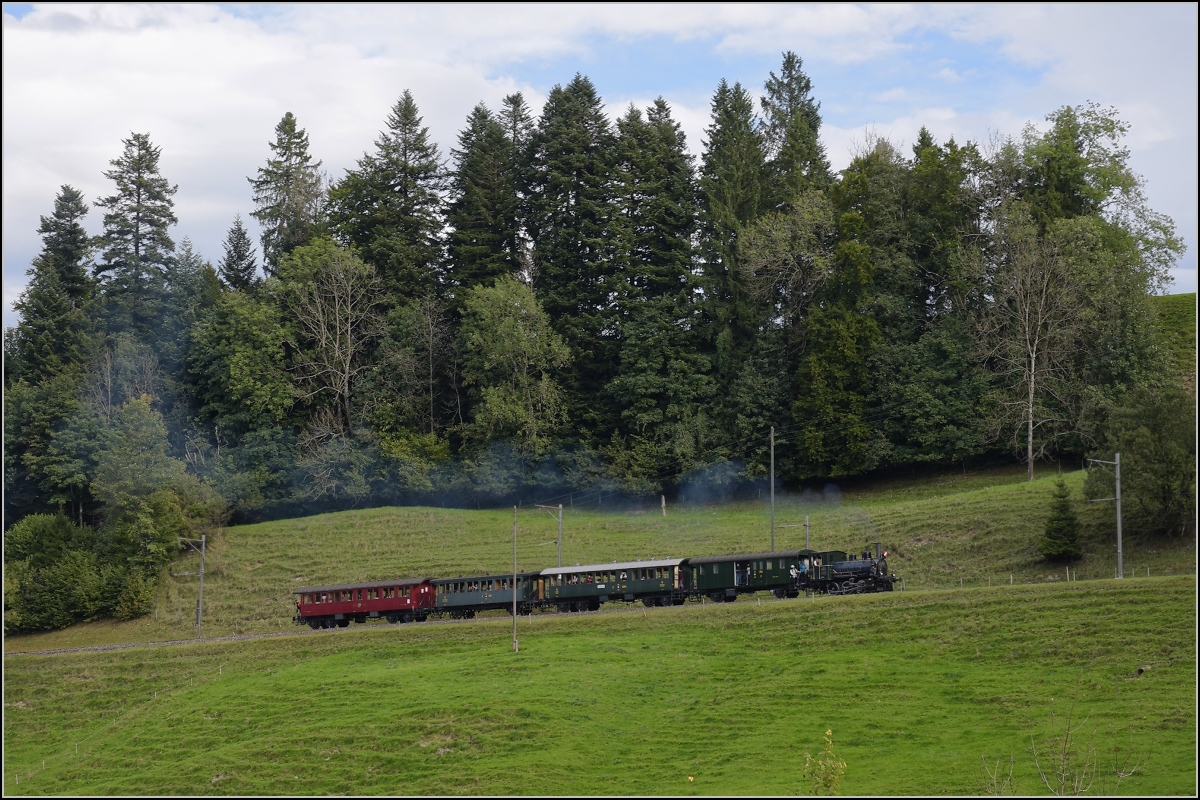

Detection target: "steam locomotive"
[293, 543, 898, 629]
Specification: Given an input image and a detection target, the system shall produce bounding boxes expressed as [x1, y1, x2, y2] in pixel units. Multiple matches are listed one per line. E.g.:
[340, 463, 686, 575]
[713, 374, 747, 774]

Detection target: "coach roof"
[293, 577, 430, 595]
[540, 558, 684, 577]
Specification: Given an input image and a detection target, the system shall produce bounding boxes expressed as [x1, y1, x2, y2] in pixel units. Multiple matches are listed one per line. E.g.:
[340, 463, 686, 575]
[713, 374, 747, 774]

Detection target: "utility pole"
[805, 515, 810, 549]
[770, 426, 775, 552]
[177, 535, 207, 638]
[1086, 452, 1124, 579]
[512, 506, 519, 652]
[536, 504, 564, 567]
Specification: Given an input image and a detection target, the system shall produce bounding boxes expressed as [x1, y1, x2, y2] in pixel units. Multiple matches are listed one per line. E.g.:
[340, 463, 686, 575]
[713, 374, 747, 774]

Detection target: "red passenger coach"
[293, 578, 435, 629]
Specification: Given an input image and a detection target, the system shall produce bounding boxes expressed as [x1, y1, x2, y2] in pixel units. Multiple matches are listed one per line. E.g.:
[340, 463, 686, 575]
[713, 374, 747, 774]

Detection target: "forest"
[4, 53, 1194, 631]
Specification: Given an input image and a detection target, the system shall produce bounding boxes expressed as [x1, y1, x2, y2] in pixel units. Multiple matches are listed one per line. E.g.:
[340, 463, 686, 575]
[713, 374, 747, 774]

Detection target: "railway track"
[4, 598, 774, 657]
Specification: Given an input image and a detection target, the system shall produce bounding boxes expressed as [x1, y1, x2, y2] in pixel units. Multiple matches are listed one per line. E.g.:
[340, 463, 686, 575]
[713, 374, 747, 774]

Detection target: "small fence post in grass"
[1010, 574, 1013, 585]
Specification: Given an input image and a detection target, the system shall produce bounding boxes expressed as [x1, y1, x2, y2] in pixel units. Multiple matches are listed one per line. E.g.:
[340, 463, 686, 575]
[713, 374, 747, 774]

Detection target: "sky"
[3, 3, 1197, 331]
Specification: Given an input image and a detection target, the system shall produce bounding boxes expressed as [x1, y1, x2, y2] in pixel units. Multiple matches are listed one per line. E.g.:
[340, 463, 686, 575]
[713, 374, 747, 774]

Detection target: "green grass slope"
[4, 578, 1194, 796]
[1150, 292, 1196, 391]
[7, 466, 1196, 652]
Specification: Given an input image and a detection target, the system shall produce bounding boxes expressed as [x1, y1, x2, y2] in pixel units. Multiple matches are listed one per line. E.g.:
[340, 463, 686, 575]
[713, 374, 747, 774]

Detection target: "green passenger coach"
[541, 558, 685, 611]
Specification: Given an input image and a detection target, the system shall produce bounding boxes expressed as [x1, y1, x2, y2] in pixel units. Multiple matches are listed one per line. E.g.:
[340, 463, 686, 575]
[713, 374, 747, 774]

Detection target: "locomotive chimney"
[875, 542, 881, 559]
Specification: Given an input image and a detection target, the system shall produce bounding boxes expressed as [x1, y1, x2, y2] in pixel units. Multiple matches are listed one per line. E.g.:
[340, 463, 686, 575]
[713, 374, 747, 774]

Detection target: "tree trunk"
[1027, 355, 1035, 481]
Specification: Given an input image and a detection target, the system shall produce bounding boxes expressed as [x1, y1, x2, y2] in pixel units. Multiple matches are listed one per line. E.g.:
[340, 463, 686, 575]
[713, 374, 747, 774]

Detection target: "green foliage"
[1084, 386, 1196, 537]
[35, 184, 94, 303]
[446, 103, 522, 298]
[249, 112, 325, 274]
[95, 132, 178, 339]
[217, 214, 260, 291]
[328, 91, 445, 298]
[760, 51, 831, 206]
[459, 276, 571, 456]
[3, 516, 107, 633]
[4, 513, 94, 568]
[279, 238, 383, 431]
[189, 288, 294, 436]
[1041, 477, 1083, 562]
[92, 395, 187, 507]
[803, 729, 847, 795]
[699, 78, 766, 357]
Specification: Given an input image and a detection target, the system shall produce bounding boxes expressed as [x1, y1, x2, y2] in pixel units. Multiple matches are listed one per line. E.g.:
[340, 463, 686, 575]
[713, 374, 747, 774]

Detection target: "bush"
[113, 569, 156, 620]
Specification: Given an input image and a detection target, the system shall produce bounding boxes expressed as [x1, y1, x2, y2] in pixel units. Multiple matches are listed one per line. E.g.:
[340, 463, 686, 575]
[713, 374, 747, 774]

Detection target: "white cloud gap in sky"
[3, 3, 1195, 329]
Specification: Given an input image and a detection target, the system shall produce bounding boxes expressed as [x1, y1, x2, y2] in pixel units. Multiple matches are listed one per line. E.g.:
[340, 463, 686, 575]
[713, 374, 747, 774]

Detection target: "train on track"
[293, 544, 899, 629]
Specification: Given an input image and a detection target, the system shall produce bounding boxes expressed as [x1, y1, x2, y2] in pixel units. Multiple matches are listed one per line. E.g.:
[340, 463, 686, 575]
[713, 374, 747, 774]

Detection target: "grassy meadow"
[6, 466, 1195, 653]
[4, 577, 1195, 795]
[4, 464, 1195, 795]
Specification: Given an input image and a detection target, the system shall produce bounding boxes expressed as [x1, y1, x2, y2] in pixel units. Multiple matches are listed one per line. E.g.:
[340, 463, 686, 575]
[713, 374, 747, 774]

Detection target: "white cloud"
[4, 3, 1196, 332]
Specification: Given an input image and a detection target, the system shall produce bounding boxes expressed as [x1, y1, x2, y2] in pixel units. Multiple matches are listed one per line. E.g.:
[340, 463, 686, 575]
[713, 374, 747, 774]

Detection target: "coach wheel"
[308, 620, 321, 630]
[709, 592, 724, 603]
[588, 599, 600, 612]
[386, 614, 399, 624]
[337, 619, 349, 628]
[323, 620, 335, 629]
[642, 598, 656, 608]
[773, 588, 786, 599]
[402, 611, 414, 624]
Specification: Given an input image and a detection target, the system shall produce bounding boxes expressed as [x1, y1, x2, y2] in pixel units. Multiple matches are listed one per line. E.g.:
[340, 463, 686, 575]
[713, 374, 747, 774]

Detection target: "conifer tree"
[36, 185, 94, 305]
[1040, 476, 1082, 561]
[698, 80, 767, 386]
[328, 91, 445, 299]
[529, 74, 621, 430]
[498, 92, 537, 272]
[446, 103, 521, 299]
[95, 132, 178, 339]
[760, 51, 831, 205]
[218, 214, 259, 291]
[8, 186, 97, 385]
[248, 112, 325, 275]
[614, 98, 696, 300]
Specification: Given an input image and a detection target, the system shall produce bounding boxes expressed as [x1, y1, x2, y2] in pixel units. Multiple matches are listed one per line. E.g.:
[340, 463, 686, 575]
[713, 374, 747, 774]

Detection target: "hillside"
[7, 466, 1195, 652]
[4, 577, 1194, 795]
[1150, 292, 1197, 392]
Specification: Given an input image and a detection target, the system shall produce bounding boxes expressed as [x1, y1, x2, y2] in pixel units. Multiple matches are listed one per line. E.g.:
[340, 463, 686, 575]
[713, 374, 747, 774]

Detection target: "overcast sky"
[3, 3, 1196, 330]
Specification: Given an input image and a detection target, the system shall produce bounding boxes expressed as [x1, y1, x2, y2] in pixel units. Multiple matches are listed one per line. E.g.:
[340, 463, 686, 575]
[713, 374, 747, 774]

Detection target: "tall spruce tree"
[36, 185, 94, 305]
[95, 132, 178, 339]
[217, 214, 259, 291]
[529, 74, 621, 432]
[248, 112, 325, 275]
[446, 103, 521, 299]
[698, 79, 767, 431]
[8, 186, 96, 385]
[328, 90, 446, 300]
[760, 51, 831, 206]
[499, 93, 537, 277]
[614, 99, 697, 300]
